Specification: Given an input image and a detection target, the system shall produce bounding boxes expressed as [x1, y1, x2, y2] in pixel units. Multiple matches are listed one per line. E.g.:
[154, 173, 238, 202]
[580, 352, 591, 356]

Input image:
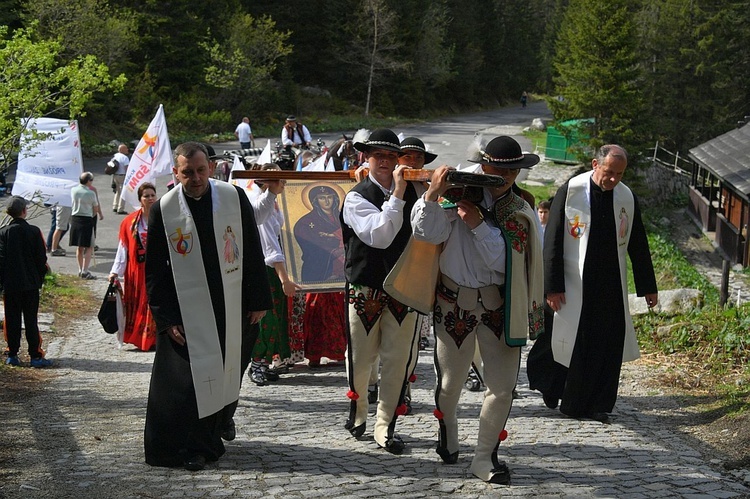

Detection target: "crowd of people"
[1, 122, 659, 485]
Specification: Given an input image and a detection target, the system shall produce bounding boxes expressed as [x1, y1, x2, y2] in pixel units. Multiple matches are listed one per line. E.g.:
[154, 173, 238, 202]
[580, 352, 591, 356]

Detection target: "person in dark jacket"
[1, 196, 51, 367]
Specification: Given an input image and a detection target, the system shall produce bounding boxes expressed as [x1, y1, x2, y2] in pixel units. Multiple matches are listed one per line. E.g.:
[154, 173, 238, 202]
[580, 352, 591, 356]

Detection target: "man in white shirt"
[111, 144, 130, 214]
[234, 117, 254, 149]
[411, 136, 544, 485]
[340, 128, 423, 455]
[281, 115, 311, 150]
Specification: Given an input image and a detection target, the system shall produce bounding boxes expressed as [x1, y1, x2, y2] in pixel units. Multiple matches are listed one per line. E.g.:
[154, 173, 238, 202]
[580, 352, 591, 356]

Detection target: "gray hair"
[79, 171, 94, 184]
[595, 144, 628, 165]
[5, 196, 28, 218]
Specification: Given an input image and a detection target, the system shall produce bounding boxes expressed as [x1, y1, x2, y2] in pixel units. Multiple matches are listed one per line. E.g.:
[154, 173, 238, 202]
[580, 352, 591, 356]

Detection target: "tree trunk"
[365, 5, 379, 117]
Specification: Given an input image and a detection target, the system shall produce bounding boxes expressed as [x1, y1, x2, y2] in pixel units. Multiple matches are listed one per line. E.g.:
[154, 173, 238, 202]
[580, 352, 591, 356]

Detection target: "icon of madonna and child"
[292, 183, 346, 286]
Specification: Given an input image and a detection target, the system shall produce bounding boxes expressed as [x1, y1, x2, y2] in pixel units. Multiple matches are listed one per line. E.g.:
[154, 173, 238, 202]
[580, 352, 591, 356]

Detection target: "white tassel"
[352, 128, 370, 144]
[467, 134, 486, 163]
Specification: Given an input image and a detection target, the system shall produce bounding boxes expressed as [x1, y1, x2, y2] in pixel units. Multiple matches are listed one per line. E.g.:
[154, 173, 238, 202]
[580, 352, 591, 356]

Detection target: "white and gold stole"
[160, 179, 243, 418]
[552, 171, 637, 368]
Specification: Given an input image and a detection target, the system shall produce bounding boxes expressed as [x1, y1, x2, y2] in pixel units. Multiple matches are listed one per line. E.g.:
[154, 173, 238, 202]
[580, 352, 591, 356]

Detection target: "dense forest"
[1, 0, 748, 158]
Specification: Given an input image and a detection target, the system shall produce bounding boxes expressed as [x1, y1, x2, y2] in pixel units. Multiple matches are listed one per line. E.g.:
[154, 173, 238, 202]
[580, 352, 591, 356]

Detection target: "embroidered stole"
[552, 171, 637, 368]
[160, 180, 243, 418]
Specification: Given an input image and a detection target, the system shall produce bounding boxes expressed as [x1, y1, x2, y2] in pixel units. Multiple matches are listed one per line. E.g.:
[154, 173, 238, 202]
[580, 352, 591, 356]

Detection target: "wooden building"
[688, 122, 750, 267]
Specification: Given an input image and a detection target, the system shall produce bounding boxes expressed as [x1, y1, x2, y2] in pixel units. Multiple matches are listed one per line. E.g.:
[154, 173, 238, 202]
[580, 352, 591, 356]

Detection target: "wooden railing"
[649, 141, 694, 176]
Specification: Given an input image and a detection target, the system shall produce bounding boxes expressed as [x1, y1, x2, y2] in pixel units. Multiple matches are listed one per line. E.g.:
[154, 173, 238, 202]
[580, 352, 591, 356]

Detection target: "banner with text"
[12, 118, 83, 207]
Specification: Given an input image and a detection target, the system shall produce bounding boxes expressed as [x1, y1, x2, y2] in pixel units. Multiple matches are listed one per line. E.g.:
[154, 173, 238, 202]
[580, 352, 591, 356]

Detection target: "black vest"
[340, 178, 418, 290]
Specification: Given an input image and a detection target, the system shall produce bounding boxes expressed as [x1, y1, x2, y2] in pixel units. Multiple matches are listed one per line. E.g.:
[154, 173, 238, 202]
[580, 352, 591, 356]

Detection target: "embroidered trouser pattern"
[345, 284, 418, 447]
[433, 286, 521, 481]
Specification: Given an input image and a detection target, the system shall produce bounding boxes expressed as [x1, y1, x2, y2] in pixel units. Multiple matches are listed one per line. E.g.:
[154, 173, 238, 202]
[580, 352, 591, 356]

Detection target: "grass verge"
[634, 207, 750, 416]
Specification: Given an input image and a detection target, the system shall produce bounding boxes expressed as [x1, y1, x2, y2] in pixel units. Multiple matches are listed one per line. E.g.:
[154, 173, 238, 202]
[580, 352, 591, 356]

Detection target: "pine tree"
[550, 0, 647, 156]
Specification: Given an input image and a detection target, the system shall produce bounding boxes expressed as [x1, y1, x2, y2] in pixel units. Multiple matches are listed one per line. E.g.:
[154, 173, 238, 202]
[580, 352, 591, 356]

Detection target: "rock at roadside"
[531, 118, 547, 131]
[629, 288, 703, 316]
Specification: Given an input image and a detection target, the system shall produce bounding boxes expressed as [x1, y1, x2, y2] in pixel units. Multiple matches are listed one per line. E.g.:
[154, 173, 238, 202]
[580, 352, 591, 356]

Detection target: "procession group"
[30, 122, 657, 484]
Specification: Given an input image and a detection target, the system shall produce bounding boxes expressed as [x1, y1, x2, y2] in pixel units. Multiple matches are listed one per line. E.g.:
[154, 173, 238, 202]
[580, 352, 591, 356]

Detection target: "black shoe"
[348, 422, 366, 438]
[542, 393, 558, 409]
[436, 445, 459, 464]
[403, 396, 412, 415]
[380, 435, 405, 455]
[269, 364, 289, 375]
[249, 368, 267, 386]
[221, 419, 236, 441]
[488, 462, 511, 485]
[588, 412, 611, 424]
[184, 454, 206, 471]
[263, 366, 280, 382]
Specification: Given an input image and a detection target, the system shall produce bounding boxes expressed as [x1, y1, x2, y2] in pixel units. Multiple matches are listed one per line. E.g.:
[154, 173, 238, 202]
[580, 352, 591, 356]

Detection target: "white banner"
[257, 139, 272, 165]
[121, 104, 173, 208]
[229, 154, 261, 202]
[12, 118, 83, 207]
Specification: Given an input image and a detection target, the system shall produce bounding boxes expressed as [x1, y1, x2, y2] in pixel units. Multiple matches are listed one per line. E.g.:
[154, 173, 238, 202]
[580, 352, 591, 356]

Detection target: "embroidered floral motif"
[490, 192, 530, 253]
[387, 298, 409, 325]
[502, 219, 529, 253]
[528, 300, 545, 339]
[481, 307, 505, 340]
[348, 287, 387, 334]
[444, 307, 478, 348]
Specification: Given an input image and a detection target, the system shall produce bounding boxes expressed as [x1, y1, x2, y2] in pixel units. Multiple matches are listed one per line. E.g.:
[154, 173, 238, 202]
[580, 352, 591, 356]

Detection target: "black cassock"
[144, 186, 271, 467]
[527, 178, 656, 417]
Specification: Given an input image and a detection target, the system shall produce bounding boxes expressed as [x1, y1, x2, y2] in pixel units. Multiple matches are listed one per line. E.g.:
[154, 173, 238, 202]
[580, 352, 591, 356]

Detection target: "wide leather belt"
[439, 275, 504, 311]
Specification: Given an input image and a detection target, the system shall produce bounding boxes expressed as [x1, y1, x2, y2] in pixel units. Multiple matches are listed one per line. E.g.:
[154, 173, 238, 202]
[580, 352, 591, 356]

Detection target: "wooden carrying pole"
[231, 169, 506, 187]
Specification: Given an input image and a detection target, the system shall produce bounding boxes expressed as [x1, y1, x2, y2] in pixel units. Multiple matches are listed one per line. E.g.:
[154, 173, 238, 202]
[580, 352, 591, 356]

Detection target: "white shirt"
[411, 186, 507, 289]
[249, 189, 277, 226]
[113, 152, 129, 174]
[342, 174, 425, 249]
[257, 206, 285, 266]
[281, 124, 311, 147]
[109, 214, 147, 278]
[234, 122, 252, 143]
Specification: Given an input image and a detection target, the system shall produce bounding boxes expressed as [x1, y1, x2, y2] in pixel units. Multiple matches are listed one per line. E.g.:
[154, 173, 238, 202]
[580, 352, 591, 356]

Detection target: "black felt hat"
[468, 136, 540, 169]
[203, 143, 223, 160]
[400, 137, 437, 165]
[353, 128, 402, 154]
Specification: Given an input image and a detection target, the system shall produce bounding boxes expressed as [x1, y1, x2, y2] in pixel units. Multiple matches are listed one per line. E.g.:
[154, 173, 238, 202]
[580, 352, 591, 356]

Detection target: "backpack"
[105, 158, 119, 175]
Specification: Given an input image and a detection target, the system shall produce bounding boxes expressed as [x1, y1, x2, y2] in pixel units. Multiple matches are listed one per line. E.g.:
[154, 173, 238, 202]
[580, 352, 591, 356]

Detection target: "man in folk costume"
[144, 142, 271, 471]
[411, 136, 544, 484]
[341, 128, 425, 454]
[527, 144, 658, 424]
[281, 115, 312, 150]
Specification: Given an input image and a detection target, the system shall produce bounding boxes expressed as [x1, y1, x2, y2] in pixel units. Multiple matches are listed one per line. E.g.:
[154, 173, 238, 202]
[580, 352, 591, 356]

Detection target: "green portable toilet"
[545, 118, 593, 164]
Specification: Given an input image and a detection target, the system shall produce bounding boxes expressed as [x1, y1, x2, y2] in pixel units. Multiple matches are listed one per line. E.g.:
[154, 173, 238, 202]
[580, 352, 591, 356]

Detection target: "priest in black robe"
[527, 144, 658, 424]
[144, 142, 271, 470]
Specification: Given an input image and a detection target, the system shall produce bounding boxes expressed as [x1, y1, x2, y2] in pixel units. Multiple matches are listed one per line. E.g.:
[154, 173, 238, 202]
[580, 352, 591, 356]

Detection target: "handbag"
[104, 158, 119, 175]
[98, 278, 120, 334]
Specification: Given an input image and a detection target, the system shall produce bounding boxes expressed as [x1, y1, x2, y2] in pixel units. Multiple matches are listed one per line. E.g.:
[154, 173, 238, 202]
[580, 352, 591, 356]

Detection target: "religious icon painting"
[278, 176, 355, 292]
